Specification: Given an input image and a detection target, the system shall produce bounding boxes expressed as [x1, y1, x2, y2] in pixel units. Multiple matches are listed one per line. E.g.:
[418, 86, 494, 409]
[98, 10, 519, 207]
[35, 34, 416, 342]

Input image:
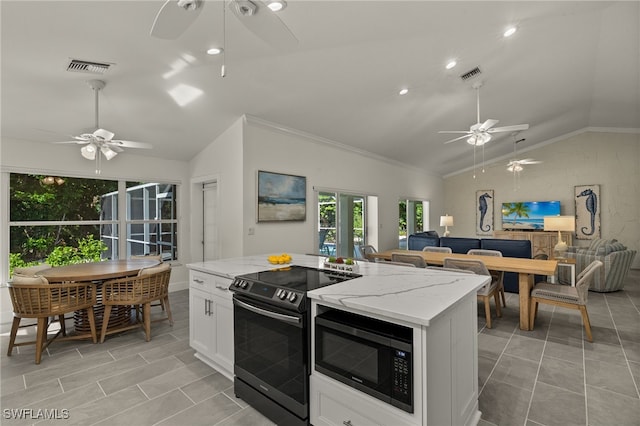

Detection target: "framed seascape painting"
[257, 170, 306, 222]
[476, 190, 494, 236]
[575, 184, 600, 240]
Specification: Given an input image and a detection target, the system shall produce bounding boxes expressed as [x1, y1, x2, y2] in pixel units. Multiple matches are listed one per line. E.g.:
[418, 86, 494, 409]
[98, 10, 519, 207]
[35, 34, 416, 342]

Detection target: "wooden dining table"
[367, 250, 558, 330]
[39, 259, 161, 333]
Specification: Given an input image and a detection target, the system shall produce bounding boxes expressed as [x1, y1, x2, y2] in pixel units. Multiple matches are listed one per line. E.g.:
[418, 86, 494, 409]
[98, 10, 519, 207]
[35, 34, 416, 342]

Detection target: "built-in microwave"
[314, 308, 413, 413]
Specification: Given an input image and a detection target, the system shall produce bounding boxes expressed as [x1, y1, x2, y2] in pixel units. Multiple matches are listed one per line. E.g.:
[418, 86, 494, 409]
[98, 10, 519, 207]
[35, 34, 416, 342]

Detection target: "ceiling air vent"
[460, 66, 482, 81]
[66, 59, 113, 75]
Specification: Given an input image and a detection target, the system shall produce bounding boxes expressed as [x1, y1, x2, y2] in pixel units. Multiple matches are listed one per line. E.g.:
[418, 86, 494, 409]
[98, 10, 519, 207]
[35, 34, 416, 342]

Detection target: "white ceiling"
[2, 1, 639, 176]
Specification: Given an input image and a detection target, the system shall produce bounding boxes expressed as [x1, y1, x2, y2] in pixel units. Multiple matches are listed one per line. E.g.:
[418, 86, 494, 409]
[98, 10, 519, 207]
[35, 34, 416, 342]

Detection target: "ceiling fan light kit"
[52, 79, 152, 174]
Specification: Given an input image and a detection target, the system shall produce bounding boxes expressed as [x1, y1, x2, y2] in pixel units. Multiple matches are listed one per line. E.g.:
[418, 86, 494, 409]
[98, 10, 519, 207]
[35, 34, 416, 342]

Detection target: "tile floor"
[1, 270, 638, 426]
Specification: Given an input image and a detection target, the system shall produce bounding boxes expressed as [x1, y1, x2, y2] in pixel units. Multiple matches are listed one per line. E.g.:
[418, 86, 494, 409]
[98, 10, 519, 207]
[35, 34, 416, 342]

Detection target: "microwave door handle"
[234, 298, 302, 327]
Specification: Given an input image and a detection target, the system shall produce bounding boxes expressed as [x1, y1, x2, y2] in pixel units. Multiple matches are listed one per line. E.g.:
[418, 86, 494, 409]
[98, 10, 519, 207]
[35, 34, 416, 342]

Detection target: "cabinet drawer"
[317, 391, 382, 426]
[212, 277, 232, 300]
[190, 271, 215, 290]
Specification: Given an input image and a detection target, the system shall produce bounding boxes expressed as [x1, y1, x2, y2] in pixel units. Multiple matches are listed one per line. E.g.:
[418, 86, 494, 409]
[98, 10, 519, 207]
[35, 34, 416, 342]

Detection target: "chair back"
[12, 264, 51, 276]
[575, 260, 603, 304]
[391, 253, 426, 268]
[131, 255, 163, 262]
[443, 257, 494, 292]
[384, 261, 417, 267]
[467, 249, 502, 257]
[422, 246, 452, 253]
[358, 245, 377, 259]
[9, 276, 96, 317]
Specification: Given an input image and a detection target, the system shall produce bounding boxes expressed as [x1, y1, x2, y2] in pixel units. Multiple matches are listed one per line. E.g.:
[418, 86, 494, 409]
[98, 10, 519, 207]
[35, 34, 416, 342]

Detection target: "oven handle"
[233, 298, 302, 327]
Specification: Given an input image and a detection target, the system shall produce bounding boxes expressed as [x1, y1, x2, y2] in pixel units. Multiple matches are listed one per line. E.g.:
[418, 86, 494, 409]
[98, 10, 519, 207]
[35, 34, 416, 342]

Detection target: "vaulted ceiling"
[2, 1, 639, 176]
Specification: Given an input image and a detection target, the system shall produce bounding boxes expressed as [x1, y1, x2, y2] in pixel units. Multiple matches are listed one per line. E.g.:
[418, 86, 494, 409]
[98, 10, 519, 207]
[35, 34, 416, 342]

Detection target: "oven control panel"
[230, 278, 305, 311]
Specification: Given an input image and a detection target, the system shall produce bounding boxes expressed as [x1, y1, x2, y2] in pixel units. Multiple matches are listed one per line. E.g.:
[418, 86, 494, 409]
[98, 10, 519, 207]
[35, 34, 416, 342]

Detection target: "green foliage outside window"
[9, 174, 116, 274]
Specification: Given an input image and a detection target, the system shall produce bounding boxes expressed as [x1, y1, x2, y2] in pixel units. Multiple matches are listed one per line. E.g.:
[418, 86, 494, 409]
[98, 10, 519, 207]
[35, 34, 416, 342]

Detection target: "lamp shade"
[440, 215, 454, 227]
[544, 215, 575, 258]
[101, 146, 117, 160]
[543, 216, 575, 232]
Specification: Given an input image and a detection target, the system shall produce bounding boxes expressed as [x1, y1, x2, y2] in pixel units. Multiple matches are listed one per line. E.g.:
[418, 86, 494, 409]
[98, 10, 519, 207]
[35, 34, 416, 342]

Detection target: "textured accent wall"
[443, 131, 639, 268]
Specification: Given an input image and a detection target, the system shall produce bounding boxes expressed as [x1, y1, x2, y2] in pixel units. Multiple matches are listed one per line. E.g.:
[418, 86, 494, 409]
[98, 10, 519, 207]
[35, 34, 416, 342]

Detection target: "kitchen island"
[187, 254, 488, 426]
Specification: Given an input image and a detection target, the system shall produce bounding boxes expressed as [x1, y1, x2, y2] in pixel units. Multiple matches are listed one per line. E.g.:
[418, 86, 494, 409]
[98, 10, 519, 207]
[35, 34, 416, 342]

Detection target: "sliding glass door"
[318, 191, 366, 258]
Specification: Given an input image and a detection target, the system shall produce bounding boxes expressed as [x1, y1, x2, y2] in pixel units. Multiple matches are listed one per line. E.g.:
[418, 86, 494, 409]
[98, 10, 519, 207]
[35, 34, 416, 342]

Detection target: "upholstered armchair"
[566, 239, 636, 292]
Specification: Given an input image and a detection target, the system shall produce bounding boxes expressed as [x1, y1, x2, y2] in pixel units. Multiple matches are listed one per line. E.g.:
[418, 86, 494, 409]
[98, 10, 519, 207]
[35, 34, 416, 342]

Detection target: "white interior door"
[202, 181, 218, 261]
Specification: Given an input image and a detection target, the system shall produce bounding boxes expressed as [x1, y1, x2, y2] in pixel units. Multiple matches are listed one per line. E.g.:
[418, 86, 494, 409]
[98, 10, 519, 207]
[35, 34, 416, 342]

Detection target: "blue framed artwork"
[575, 184, 600, 240]
[476, 190, 494, 235]
[257, 170, 306, 222]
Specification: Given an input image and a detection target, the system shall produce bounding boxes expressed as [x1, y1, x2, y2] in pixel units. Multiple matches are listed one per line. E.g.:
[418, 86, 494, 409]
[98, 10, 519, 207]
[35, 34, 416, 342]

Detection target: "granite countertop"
[187, 254, 489, 326]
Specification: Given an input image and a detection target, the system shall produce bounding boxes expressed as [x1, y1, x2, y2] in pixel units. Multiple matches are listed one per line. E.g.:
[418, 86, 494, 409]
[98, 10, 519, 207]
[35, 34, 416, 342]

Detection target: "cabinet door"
[212, 293, 234, 373]
[189, 286, 215, 357]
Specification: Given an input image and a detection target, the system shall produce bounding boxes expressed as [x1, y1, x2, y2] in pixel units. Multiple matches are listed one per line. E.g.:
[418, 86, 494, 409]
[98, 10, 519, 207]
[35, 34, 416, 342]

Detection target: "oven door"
[233, 294, 308, 419]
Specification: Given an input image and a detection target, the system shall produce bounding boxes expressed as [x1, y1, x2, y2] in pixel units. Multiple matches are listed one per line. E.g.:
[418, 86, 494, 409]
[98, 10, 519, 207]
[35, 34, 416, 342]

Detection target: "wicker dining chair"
[7, 274, 98, 364]
[391, 252, 427, 268]
[100, 263, 172, 343]
[529, 260, 603, 342]
[443, 257, 502, 328]
[468, 249, 506, 308]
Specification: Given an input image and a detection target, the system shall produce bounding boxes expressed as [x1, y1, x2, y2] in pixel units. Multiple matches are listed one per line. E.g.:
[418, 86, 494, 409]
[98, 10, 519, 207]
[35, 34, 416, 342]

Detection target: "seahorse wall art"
[575, 185, 601, 239]
[476, 190, 494, 235]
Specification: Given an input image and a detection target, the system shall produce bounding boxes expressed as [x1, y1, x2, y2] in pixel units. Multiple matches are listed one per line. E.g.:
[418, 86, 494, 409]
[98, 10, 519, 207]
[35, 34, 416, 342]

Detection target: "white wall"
[189, 117, 245, 259]
[0, 137, 191, 329]
[443, 130, 640, 268]
[240, 117, 444, 255]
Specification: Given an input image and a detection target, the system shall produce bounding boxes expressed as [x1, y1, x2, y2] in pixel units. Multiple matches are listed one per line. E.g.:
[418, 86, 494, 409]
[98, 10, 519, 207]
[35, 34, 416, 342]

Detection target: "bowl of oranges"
[268, 253, 292, 265]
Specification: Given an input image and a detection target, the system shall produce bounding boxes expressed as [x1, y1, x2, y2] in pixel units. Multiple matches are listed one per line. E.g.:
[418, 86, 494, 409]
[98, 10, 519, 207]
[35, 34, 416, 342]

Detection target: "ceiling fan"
[507, 138, 541, 173]
[150, 0, 297, 47]
[506, 136, 541, 190]
[439, 82, 530, 146]
[54, 79, 152, 174]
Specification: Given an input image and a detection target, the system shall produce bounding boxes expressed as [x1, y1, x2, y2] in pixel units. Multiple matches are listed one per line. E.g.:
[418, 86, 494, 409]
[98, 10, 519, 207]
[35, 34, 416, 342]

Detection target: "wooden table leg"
[518, 273, 534, 330]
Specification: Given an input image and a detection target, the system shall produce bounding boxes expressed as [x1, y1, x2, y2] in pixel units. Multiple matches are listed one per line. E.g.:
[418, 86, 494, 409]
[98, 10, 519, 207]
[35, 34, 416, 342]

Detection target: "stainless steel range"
[230, 265, 361, 426]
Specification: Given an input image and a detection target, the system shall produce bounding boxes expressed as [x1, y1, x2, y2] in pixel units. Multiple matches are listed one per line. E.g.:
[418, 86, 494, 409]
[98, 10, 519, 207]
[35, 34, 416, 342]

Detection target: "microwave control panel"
[392, 349, 412, 405]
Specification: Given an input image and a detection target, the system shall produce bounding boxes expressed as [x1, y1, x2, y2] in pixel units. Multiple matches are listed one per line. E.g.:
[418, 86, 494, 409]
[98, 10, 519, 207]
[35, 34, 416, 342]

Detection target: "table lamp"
[440, 214, 454, 237]
[544, 216, 575, 258]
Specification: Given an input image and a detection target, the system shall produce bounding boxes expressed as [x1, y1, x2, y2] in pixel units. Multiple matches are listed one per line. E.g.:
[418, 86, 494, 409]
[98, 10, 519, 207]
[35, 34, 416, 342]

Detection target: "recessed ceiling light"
[207, 47, 223, 55]
[503, 26, 517, 37]
[399, 88, 409, 95]
[446, 60, 457, 70]
[265, 0, 286, 12]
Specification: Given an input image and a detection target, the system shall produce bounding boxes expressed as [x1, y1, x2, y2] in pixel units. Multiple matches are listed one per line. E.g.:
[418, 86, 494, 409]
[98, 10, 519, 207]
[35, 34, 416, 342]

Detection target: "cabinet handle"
[215, 284, 228, 291]
[343, 421, 353, 426]
[208, 300, 214, 316]
[204, 299, 209, 315]
[193, 278, 204, 284]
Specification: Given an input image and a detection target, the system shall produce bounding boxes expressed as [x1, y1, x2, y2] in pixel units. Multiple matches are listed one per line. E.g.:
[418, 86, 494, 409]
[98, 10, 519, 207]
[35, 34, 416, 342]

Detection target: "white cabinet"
[310, 293, 480, 426]
[189, 270, 234, 380]
[311, 374, 415, 426]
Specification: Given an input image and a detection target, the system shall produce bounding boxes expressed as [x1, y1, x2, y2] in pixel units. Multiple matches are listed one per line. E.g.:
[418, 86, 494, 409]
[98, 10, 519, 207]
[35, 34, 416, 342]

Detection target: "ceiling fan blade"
[231, 0, 298, 49]
[438, 130, 471, 134]
[488, 124, 530, 133]
[443, 134, 472, 144]
[53, 140, 86, 144]
[93, 128, 115, 141]
[150, 0, 204, 40]
[109, 140, 154, 149]
[522, 160, 542, 164]
[478, 119, 499, 132]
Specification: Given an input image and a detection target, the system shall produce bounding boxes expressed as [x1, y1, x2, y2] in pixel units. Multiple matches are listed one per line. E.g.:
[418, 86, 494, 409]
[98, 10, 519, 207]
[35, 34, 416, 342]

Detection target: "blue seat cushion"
[439, 237, 481, 254]
[481, 239, 532, 293]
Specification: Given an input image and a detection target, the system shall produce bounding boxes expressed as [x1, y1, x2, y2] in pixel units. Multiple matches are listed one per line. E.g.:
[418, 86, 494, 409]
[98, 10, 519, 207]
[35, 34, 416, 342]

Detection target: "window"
[318, 190, 374, 258]
[8, 173, 178, 273]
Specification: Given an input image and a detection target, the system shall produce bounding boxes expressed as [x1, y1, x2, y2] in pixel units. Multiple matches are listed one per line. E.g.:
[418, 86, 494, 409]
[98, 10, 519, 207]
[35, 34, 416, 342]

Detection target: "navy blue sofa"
[407, 233, 532, 293]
